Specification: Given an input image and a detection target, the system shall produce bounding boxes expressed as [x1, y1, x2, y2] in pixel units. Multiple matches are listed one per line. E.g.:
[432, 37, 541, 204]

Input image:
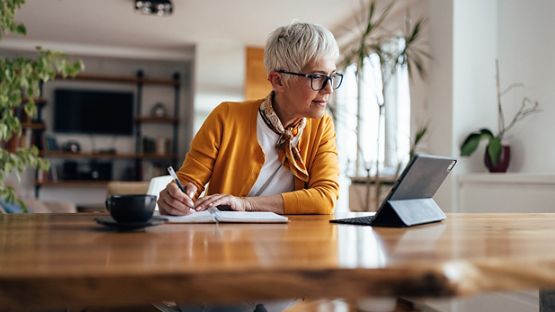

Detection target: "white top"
[248, 113, 297, 196]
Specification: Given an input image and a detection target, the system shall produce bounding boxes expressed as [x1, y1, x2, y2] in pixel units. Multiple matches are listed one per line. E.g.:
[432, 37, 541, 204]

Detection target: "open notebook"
[160, 207, 288, 223]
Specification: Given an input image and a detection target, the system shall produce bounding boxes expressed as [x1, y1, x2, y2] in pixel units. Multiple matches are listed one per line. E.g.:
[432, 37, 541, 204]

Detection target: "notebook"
[331, 154, 457, 227]
[160, 207, 289, 223]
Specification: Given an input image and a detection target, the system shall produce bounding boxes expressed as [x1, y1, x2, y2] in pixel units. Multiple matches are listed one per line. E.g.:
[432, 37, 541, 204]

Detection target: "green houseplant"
[460, 61, 539, 171]
[0, 0, 83, 210]
[337, 0, 430, 175]
[331, 0, 430, 211]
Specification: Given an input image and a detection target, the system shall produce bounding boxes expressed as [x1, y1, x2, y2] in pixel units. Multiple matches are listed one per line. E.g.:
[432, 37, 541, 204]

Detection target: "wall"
[498, 0, 555, 173]
[452, 0, 498, 174]
[194, 40, 245, 132]
[427, 0, 498, 211]
[425, 1, 549, 311]
[428, 0, 555, 178]
[426, 0, 455, 210]
[426, 0, 555, 210]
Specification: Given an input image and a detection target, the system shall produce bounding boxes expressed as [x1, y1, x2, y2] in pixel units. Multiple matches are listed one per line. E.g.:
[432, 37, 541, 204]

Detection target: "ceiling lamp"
[135, 0, 173, 16]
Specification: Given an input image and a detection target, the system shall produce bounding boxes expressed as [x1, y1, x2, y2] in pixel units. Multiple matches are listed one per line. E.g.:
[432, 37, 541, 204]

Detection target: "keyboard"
[329, 215, 375, 225]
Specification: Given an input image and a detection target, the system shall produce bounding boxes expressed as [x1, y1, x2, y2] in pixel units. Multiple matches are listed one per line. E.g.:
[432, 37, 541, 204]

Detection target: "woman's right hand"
[158, 181, 198, 216]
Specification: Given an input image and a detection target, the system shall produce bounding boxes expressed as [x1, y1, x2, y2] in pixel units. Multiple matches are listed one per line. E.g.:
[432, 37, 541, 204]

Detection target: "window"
[333, 38, 411, 179]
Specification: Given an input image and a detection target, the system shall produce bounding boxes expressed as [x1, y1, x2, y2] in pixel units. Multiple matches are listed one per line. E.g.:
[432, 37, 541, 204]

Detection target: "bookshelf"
[35, 70, 181, 196]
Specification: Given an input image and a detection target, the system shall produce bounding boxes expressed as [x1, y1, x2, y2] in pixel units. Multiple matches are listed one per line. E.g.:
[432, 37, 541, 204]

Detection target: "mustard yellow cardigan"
[177, 98, 339, 214]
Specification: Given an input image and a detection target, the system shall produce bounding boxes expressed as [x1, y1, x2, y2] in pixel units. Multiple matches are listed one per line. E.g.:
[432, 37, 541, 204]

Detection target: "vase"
[5, 135, 20, 153]
[484, 145, 511, 173]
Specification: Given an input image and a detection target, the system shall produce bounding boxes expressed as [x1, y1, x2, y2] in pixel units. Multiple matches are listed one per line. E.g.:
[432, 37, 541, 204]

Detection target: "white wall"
[428, 0, 555, 177]
[194, 40, 245, 132]
[424, 1, 553, 311]
[498, 0, 555, 173]
[427, 0, 498, 211]
[452, 0, 498, 174]
[427, 0, 455, 210]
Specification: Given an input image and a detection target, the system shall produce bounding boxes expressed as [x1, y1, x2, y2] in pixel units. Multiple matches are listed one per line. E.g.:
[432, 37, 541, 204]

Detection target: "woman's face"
[282, 56, 337, 120]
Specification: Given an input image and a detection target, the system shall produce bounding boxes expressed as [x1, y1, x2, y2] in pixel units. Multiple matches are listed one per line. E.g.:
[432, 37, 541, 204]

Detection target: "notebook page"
[161, 210, 216, 223]
[215, 211, 288, 223]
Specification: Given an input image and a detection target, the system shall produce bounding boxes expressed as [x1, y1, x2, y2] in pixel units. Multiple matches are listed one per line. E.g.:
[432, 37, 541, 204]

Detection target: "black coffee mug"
[105, 194, 156, 223]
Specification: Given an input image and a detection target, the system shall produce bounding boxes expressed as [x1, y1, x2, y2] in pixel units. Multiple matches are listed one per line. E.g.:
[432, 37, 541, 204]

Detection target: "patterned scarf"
[259, 92, 309, 182]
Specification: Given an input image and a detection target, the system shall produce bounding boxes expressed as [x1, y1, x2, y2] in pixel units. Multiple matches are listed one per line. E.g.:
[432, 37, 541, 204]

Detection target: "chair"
[106, 181, 149, 197]
[147, 175, 173, 211]
[1, 180, 77, 213]
[106, 176, 172, 212]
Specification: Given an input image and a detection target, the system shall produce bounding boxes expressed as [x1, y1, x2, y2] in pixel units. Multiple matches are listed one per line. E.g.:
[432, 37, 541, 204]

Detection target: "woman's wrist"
[240, 195, 284, 214]
[243, 197, 256, 212]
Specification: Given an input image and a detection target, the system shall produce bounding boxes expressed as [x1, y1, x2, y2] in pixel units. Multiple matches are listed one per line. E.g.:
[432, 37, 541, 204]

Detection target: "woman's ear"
[268, 71, 286, 92]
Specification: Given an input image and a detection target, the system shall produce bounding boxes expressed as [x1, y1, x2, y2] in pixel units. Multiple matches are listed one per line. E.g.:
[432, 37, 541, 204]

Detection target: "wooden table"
[1, 213, 555, 309]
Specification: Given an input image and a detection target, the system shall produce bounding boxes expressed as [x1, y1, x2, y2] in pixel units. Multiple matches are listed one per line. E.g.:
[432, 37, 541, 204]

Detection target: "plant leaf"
[460, 132, 482, 156]
[461, 128, 496, 157]
[487, 137, 502, 166]
[478, 128, 495, 138]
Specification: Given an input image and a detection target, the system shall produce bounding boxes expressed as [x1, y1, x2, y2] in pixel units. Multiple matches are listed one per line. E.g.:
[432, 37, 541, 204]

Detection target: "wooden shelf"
[59, 73, 179, 87]
[43, 151, 137, 160]
[42, 151, 177, 160]
[140, 153, 178, 160]
[21, 97, 47, 105]
[22, 122, 45, 130]
[37, 180, 110, 188]
[135, 116, 179, 124]
[350, 175, 396, 185]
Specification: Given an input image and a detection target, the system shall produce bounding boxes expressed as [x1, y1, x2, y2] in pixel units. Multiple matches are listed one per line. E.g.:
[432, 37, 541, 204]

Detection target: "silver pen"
[167, 166, 186, 193]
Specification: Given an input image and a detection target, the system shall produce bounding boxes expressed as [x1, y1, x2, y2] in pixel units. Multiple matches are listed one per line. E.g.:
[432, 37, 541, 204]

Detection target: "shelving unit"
[35, 70, 181, 196]
[42, 151, 178, 160]
[37, 180, 109, 188]
[4, 97, 49, 153]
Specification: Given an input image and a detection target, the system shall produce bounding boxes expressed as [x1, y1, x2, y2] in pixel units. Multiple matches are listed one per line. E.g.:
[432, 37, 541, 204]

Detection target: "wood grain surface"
[1, 213, 554, 309]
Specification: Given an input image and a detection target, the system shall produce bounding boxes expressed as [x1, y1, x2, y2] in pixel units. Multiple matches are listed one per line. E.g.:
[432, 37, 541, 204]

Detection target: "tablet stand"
[371, 198, 446, 227]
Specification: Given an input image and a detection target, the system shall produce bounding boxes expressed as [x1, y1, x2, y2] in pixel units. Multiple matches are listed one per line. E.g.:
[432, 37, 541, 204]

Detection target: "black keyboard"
[330, 215, 374, 225]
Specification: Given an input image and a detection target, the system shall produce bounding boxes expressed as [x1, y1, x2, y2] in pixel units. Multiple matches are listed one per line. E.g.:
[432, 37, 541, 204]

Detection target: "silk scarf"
[259, 92, 309, 182]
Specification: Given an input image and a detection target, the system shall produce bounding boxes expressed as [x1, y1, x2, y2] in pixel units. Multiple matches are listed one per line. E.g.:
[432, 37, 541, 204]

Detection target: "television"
[54, 89, 134, 135]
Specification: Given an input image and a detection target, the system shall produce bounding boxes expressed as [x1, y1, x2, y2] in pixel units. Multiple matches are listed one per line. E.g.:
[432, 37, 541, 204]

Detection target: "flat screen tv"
[54, 89, 134, 135]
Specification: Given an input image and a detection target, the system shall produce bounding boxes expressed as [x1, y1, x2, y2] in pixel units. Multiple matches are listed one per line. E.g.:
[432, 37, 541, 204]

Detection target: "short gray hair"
[264, 22, 339, 75]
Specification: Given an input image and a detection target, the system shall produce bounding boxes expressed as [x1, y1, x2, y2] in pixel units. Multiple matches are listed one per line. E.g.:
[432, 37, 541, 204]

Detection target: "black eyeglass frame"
[276, 70, 344, 91]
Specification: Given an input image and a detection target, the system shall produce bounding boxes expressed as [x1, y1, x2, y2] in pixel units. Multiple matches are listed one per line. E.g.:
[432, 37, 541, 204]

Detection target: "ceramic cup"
[105, 194, 156, 223]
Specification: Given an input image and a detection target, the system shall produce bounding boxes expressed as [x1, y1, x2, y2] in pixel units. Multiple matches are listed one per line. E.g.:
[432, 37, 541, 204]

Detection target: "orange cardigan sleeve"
[281, 115, 340, 215]
[177, 103, 228, 198]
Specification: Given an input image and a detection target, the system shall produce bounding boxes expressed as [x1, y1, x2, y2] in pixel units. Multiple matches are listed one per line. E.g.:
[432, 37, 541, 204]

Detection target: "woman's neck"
[272, 92, 301, 128]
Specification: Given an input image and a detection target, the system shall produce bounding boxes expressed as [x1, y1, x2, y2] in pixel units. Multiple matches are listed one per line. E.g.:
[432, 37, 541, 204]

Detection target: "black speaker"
[62, 141, 81, 153]
[62, 161, 79, 180]
[88, 160, 112, 181]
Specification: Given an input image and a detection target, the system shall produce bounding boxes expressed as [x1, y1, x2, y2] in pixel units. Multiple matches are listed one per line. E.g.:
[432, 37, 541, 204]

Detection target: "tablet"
[330, 154, 457, 227]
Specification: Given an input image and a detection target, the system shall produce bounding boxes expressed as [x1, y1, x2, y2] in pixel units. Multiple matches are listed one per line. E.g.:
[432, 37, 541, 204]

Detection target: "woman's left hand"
[194, 194, 253, 212]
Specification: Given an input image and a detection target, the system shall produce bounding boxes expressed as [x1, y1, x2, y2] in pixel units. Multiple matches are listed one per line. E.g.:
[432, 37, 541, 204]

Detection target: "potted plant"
[337, 1, 430, 175]
[0, 0, 83, 210]
[460, 60, 539, 172]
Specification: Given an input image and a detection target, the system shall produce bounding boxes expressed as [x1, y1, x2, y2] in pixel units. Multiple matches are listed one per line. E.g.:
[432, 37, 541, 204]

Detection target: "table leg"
[540, 290, 555, 312]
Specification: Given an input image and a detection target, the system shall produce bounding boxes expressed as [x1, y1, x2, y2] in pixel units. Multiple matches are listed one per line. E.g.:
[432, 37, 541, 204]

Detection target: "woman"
[158, 22, 342, 216]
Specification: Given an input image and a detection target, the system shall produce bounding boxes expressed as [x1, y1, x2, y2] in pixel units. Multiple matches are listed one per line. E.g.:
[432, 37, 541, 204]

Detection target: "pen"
[167, 166, 186, 193]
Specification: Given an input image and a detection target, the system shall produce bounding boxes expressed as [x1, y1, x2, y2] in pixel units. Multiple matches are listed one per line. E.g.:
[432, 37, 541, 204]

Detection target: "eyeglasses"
[276, 70, 344, 91]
